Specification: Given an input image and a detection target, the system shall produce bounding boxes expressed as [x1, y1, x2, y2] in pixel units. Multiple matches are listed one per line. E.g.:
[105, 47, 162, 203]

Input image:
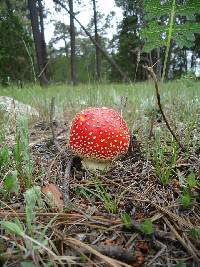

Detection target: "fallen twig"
[163, 217, 200, 263]
[65, 237, 134, 267]
[143, 65, 185, 151]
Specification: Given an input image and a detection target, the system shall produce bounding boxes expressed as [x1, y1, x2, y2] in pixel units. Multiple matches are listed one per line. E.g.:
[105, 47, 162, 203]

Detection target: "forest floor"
[0, 80, 199, 267]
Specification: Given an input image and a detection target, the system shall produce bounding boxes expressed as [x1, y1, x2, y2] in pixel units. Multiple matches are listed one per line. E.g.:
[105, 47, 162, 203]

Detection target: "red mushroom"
[69, 107, 130, 171]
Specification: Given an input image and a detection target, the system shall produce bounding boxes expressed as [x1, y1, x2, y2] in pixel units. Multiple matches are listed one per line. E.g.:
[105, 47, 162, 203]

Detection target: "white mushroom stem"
[81, 158, 112, 171]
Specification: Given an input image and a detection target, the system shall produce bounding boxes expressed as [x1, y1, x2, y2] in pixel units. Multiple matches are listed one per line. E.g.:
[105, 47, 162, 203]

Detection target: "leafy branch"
[141, 0, 200, 81]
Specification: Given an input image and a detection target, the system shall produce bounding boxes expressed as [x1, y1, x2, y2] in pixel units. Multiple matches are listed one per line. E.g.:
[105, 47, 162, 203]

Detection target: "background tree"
[50, 21, 71, 57]
[28, 0, 48, 85]
[69, 0, 77, 85]
[110, 0, 147, 82]
[0, 0, 33, 85]
[92, 0, 101, 81]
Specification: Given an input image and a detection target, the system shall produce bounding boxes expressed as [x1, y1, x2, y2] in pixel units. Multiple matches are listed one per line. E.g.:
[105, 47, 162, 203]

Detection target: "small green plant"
[75, 179, 120, 214]
[179, 172, 198, 209]
[3, 170, 19, 194]
[0, 219, 56, 263]
[0, 186, 58, 264]
[24, 186, 43, 235]
[0, 220, 24, 236]
[175, 261, 186, 267]
[180, 189, 192, 209]
[189, 227, 200, 239]
[13, 116, 33, 188]
[0, 145, 10, 168]
[121, 212, 132, 230]
[94, 179, 118, 214]
[187, 172, 197, 188]
[79, 254, 87, 263]
[140, 218, 154, 235]
[153, 131, 178, 185]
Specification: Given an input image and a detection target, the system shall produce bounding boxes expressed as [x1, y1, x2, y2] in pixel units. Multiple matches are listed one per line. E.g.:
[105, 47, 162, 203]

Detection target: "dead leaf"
[42, 183, 64, 211]
[135, 241, 149, 254]
[132, 250, 145, 267]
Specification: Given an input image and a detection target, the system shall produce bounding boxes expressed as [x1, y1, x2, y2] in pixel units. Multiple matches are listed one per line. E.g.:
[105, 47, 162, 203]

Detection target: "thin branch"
[143, 65, 185, 151]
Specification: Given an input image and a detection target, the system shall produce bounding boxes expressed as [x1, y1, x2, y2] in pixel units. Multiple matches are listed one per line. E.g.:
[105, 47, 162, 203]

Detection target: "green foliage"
[14, 116, 33, 188]
[94, 179, 118, 214]
[21, 262, 36, 267]
[110, 14, 143, 81]
[189, 227, 200, 239]
[0, 220, 24, 236]
[121, 212, 132, 229]
[141, 0, 200, 81]
[152, 132, 178, 185]
[141, 0, 200, 51]
[178, 172, 198, 209]
[4, 170, 19, 194]
[140, 218, 154, 235]
[0, 1, 33, 83]
[24, 186, 43, 235]
[80, 254, 87, 263]
[175, 261, 186, 267]
[187, 172, 197, 188]
[0, 145, 9, 168]
[75, 179, 120, 214]
[180, 189, 192, 209]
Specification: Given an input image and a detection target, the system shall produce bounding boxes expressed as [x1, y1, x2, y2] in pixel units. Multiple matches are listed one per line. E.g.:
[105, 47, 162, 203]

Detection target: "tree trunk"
[92, 0, 101, 81]
[165, 41, 172, 80]
[183, 48, 187, 73]
[156, 48, 162, 80]
[28, 0, 48, 86]
[69, 0, 77, 85]
[37, 0, 48, 76]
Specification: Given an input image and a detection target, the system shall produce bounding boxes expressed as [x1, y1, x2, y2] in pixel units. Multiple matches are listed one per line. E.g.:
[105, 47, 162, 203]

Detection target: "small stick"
[143, 65, 185, 151]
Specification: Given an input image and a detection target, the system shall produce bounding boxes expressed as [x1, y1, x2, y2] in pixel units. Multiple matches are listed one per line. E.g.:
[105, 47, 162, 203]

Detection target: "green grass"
[0, 80, 199, 158]
[1, 79, 197, 184]
[0, 79, 199, 124]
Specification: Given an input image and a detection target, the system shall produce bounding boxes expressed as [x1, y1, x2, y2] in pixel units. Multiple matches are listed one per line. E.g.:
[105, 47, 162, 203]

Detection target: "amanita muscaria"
[69, 107, 130, 171]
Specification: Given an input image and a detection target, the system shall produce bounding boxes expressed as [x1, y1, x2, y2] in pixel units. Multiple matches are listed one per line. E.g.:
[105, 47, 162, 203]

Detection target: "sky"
[43, 0, 123, 46]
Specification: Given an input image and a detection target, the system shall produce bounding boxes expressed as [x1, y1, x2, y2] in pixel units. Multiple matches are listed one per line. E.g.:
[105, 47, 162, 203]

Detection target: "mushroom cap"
[69, 107, 130, 161]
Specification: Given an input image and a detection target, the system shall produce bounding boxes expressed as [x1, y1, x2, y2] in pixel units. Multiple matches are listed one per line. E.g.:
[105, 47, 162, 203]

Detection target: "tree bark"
[69, 0, 77, 85]
[156, 48, 161, 80]
[37, 0, 48, 75]
[92, 0, 101, 81]
[165, 42, 172, 80]
[28, 0, 48, 86]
